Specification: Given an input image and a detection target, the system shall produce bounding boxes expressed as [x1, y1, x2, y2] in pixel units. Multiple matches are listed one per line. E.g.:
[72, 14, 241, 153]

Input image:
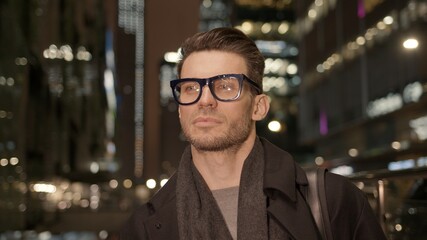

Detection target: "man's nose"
[198, 85, 217, 107]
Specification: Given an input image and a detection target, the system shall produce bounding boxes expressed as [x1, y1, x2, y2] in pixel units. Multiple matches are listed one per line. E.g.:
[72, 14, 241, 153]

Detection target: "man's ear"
[178, 107, 181, 119]
[252, 94, 270, 121]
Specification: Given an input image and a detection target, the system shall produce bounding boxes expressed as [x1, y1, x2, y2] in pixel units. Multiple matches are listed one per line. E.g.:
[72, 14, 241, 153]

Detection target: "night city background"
[1, 0, 427, 239]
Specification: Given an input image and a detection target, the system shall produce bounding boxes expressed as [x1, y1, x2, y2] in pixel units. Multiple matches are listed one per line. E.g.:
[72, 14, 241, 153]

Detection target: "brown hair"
[177, 27, 265, 90]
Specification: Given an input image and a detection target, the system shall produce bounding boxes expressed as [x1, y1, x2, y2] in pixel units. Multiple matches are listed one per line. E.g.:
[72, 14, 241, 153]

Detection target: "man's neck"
[191, 135, 256, 190]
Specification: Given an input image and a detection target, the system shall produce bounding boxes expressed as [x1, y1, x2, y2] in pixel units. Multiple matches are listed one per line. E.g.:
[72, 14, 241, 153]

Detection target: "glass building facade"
[0, 0, 130, 237]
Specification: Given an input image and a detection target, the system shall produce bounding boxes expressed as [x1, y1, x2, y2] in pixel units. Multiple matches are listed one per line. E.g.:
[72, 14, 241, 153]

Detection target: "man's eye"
[181, 83, 199, 93]
[216, 78, 237, 91]
[218, 83, 232, 91]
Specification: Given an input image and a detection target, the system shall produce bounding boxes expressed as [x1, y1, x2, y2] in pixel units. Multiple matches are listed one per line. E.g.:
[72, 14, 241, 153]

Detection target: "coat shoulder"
[324, 171, 387, 239]
[323, 171, 369, 218]
[119, 174, 178, 240]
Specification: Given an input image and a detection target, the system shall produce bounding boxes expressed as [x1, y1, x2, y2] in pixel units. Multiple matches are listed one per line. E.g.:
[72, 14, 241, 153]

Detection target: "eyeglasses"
[170, 74, 262, 105]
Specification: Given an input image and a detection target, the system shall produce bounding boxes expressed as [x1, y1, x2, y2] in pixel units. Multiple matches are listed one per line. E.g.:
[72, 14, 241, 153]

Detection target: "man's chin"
[188, 137, 229, 152]
[192, 143, 229, 152]
[190, 135, 248, 152]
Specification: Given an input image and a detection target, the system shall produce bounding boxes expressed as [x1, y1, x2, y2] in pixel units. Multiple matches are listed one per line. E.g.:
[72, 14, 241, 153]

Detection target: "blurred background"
[0, 0, 427, 239]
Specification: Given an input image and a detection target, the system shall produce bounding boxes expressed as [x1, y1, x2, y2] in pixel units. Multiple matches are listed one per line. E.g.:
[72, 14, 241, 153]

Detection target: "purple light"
[319, 110, 328, 135]
[358, 0, 366, 19]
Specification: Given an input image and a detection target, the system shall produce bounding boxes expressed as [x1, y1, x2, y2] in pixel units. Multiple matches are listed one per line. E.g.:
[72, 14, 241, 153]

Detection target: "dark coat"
[120, 138, 387, 240]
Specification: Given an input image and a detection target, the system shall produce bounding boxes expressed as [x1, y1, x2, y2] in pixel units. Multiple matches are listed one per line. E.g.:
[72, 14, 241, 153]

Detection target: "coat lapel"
[267, 192, 319, 240]
[144, 175, 180, 240]
[261, 138, 320, 240]
[145, 201, 179, 240]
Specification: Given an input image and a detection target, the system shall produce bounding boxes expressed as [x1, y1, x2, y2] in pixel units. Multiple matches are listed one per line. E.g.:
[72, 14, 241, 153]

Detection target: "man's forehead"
[180, 51, 248, 78]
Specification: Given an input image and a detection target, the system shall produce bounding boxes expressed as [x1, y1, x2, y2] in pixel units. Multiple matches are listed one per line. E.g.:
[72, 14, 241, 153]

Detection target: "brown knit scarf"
[176, 138, 283, 240]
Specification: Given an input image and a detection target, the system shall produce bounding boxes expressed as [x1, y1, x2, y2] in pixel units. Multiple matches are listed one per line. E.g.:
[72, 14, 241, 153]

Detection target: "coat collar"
[260, 138, 320, 240]
[260, 137, 308, 202]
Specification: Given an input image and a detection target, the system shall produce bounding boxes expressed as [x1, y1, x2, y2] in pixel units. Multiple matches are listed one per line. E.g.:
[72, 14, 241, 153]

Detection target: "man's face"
[179, 50, 256, 152]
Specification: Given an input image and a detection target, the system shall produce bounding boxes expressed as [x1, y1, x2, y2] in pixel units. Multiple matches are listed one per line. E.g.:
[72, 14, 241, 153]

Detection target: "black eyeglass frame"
[170, 74, 262, 105]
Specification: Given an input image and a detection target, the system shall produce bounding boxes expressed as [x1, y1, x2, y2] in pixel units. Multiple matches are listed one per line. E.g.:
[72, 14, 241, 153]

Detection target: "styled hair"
[177, 27, 265, 90]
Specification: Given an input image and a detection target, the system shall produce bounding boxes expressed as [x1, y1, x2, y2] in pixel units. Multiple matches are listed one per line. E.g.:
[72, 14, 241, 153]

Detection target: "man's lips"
[193, 117, 222, 126]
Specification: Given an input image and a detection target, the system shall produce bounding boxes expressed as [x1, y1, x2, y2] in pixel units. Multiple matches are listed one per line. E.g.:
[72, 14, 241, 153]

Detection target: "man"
[120, 28, 387, 240]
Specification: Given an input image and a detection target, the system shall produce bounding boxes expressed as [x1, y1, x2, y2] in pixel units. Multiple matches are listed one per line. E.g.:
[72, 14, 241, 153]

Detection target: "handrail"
[348, 166, 427, 181]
